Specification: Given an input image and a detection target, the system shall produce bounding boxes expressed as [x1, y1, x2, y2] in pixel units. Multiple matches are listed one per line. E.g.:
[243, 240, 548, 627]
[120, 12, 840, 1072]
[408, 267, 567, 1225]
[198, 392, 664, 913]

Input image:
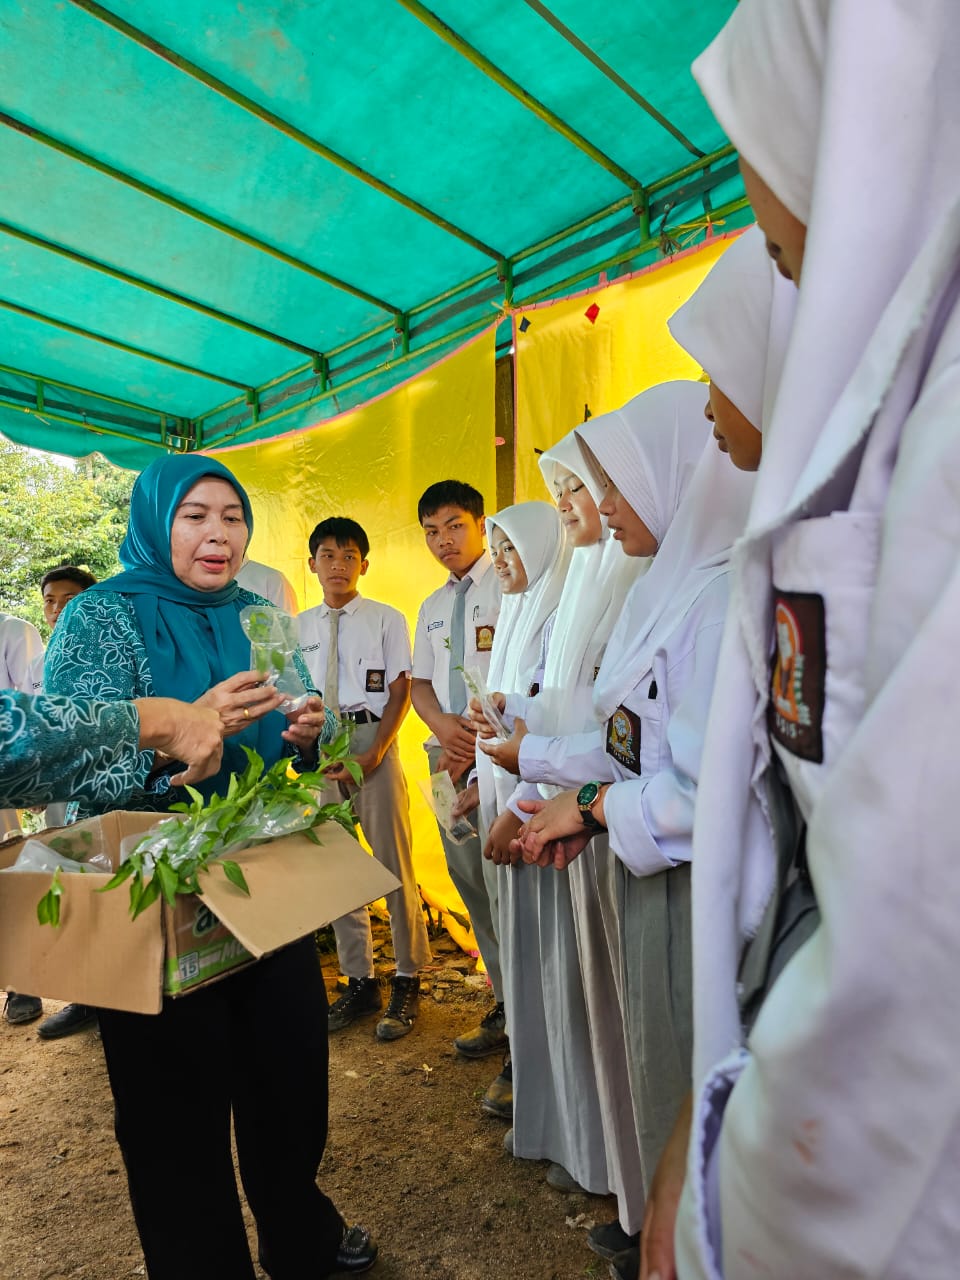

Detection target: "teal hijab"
[88, 453, 287, 796]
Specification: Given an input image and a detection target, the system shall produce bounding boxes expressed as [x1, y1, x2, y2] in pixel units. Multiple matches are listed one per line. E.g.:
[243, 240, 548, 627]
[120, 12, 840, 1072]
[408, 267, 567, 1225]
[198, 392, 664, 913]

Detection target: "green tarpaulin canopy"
[0, 0, 746, 468]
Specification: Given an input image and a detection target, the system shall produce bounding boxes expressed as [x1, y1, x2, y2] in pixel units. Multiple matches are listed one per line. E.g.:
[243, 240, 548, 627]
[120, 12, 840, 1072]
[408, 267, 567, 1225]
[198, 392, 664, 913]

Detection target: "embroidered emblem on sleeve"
[364, 668, 386, 693]
[475, 625, 495, 652]
[605, 704, 641, 775]
[768, 591, 826, 763]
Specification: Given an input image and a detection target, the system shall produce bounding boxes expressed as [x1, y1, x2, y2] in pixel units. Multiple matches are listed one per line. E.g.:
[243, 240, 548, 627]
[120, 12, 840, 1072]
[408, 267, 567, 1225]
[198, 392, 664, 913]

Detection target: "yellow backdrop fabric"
[513, 233, 740, 503]
[212, 328, 498, 956]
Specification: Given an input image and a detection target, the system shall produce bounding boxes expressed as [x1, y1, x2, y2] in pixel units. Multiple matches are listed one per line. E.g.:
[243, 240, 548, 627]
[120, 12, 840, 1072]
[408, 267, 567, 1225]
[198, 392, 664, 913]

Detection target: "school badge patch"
[364, 668, 386, 693]
[475, 624, 495, 652]
[768, 591, 826, 763]
[605, 704, 641, 775]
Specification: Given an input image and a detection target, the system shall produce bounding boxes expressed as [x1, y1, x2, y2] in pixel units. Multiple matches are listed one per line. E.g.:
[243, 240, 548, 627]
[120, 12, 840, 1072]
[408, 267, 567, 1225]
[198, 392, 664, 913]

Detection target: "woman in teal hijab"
[45, 453, 377, 1279]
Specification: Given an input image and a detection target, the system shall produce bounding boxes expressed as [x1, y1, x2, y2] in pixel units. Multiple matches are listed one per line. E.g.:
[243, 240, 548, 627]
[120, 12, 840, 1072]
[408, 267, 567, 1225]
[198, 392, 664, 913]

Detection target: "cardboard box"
[0, 811, 400, 1015]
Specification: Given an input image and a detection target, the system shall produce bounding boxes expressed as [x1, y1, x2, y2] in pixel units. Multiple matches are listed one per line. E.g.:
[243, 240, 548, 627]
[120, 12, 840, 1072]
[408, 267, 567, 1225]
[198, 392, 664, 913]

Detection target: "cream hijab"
[484, 502, 570, 699]
[690, 0, 960, 1083]
[478, 502, 570, 828]
[528, 428, 642, 738]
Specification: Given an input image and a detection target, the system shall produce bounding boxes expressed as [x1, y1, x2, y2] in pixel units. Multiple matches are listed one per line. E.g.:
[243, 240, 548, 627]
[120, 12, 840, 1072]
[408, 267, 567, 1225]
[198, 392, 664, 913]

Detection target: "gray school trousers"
[426, 744, 502, 1003]
[326, 722, 432, 978]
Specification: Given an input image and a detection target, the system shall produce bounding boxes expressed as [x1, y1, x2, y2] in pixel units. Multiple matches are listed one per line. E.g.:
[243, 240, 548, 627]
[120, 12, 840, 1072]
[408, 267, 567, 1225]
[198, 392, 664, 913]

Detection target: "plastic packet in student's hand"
[239, 604, 311, 712]
[419, 772, 476, 844]
[462, 666, 509, 741]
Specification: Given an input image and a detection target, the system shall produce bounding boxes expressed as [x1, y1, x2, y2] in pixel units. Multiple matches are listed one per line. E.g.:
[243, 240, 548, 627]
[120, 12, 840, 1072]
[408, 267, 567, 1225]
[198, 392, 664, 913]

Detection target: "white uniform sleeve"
[690, 371, 960, 1279]
[505, 778, 543, 820]
[518, 728, 615, 789]
[382, 607, 413, 682]
[605, 617, 724, 877]
[1, 619, 44, 693]
[410, 604, 435, 683]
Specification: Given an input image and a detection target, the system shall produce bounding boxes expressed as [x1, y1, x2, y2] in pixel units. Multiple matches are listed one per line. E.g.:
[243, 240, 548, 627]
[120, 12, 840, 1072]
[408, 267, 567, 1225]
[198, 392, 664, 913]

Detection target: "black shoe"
[38, 1003, 97, 1039]
[608, 1244, 640, 1280]
[333, 1224, 378, 1273]
[328, 977, 382, 1031]
[453, 1001, 508, 1058]
[376, 975, 419, 1041]
[3, 992, 43, 1025]
[481, 1051, 512, 1119]
[588, 1220, 640, 1262]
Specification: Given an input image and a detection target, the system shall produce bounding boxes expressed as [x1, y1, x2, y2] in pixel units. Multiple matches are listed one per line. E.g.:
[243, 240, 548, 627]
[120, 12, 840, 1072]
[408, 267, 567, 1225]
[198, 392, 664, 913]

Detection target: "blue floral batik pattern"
[44, 588, 335, 821]
[0, 691, 141, 810]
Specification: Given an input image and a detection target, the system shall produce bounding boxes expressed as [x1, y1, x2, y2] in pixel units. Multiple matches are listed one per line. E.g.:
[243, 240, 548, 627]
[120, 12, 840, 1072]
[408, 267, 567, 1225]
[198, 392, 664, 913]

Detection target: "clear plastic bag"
[462, 665, 509, 741]
[1, 836, 112, 876]
[239, 605, 311, 712]
[419, 771, 476, 845]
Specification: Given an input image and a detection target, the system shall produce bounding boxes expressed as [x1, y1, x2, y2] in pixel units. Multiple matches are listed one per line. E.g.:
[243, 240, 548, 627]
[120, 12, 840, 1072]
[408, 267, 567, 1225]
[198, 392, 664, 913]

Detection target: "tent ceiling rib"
[0, 111, 400, 317]
[519, 0, 704, 158]
[394, 0, 644, 198]
[0, 221, 321, 359]
[0, 300, 253, 391]
[68, 0, 506, 262]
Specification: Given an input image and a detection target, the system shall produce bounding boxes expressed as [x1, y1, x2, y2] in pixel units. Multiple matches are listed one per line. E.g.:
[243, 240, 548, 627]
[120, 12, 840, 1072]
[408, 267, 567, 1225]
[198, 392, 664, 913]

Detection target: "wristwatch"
[576, 782, 606, 831]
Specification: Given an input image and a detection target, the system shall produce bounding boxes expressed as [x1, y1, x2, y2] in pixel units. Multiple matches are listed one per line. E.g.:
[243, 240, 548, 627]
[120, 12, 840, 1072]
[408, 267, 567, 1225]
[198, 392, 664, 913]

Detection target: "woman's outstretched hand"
[197, 670, 286, 737]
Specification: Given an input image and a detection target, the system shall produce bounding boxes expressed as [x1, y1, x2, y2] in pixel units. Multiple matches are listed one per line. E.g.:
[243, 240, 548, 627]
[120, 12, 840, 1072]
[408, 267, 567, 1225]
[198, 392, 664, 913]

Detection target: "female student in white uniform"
[669, 2, 960, 1277]
[513, 383, 752, 1245]
[482, 430, 646, 1226]
[470, 501, 569, 1118]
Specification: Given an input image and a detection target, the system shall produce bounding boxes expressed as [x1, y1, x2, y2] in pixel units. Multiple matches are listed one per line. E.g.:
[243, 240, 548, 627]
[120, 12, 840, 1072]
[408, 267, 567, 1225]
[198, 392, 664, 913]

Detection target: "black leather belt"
[341, 709, 380, 724]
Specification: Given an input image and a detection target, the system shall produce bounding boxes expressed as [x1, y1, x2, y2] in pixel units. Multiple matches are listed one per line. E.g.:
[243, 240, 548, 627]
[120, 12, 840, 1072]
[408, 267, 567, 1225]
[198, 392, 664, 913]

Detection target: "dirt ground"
[0, 919, 617, 1280]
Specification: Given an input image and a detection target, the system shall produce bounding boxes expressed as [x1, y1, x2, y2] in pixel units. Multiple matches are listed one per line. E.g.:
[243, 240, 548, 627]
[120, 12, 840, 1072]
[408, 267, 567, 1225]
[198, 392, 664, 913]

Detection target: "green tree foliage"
[0, 440, 135, 635]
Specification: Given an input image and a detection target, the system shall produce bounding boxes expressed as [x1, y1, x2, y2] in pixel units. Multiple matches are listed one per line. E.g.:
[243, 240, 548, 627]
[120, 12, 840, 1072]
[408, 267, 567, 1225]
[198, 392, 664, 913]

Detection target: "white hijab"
[528, 428, 642, 738]
[668, 225, 796, 433]
[690, 0, 960, 1083]
[484, 501, 570, 698]
[577, 381, 748, 722]
[478, 502, 570, 828]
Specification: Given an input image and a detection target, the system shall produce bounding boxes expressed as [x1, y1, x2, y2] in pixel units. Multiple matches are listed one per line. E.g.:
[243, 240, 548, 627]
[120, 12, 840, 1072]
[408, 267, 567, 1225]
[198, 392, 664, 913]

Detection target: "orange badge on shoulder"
[475, 625, 495, 653]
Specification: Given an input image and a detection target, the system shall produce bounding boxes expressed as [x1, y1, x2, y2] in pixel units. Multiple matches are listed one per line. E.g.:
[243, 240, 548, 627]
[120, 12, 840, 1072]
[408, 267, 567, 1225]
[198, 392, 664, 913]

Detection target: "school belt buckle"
[341, 709, 380, 725]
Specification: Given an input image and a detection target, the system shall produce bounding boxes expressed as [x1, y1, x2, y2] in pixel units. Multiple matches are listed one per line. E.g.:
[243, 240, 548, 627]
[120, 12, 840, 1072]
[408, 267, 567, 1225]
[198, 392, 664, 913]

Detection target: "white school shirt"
[412, 554, 501, 738]
[0, 614, 44, 839]
[298, 594, 411, 718]
[515, 575, 729, 877]
[236, 560, 299, 614]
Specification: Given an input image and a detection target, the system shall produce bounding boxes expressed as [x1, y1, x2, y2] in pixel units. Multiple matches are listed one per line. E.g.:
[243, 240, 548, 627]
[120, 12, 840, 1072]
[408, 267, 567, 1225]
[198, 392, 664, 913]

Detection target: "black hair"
[40, 565, 97, 592]
[417, 480, 485, 525]
[308, 517, 370, 560]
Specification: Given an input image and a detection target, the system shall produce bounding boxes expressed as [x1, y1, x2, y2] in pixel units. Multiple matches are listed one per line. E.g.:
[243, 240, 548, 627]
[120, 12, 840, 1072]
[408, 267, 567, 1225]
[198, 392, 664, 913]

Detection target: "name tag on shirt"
[605, 704, 641, 775]
[475, 624, 495, 652]
[427, 620, 444, 633]
[365, 668, 386, 693]
[768, 590, 826, 763]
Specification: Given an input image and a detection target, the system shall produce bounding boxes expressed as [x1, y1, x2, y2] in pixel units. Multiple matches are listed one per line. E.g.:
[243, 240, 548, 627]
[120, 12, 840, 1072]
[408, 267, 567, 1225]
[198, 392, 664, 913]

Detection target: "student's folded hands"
[514, 794, 594, 870]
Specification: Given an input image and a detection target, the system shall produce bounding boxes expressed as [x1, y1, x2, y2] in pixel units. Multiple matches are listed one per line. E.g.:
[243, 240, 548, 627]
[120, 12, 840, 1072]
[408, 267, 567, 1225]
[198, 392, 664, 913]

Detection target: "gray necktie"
[325, 608, 341, 720]
[448, 576, 472, 715]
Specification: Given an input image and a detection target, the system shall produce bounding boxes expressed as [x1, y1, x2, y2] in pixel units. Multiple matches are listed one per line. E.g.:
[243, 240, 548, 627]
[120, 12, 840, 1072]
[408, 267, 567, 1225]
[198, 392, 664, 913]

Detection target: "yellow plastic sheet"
[212, 329, 498, 958]
[513, 234, 739, 503]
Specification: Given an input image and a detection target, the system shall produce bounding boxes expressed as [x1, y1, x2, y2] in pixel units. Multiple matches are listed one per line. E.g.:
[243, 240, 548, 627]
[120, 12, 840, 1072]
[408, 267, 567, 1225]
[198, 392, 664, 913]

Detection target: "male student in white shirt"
[299, 517, 432, 1040]
[410, 481, 506, 1062]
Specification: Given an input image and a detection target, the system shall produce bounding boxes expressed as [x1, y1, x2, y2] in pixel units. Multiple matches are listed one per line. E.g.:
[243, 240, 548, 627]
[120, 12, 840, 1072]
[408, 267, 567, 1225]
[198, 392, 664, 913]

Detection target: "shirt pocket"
[605, 683, 664, 780]
[359, 658, 388, 697]
[768, 511, 882, 821]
